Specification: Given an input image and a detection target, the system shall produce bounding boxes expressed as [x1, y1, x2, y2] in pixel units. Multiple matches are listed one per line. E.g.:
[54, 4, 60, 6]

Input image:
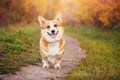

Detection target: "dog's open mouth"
[47, 31, 58, 38]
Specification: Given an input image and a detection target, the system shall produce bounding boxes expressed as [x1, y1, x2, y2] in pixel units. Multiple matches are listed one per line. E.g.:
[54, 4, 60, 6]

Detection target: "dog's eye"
[47, 25, 50, 28]
[54, 24, 58, 27]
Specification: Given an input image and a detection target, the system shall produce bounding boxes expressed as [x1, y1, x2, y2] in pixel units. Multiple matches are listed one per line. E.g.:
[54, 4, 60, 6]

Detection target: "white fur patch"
[42, 60, 49, 68]
[48, 56, 56, 64]
[48, 42, 59, 56]
[47, 42, 59, 64]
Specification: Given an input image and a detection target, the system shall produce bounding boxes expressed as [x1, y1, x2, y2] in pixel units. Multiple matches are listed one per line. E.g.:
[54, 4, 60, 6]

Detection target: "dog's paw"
[54, 63, 61, 69]
[43, 63, 49, 68]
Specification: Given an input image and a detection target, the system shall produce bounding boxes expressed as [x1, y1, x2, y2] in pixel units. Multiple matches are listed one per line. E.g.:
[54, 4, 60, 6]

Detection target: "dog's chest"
[48, 42, 59, 56]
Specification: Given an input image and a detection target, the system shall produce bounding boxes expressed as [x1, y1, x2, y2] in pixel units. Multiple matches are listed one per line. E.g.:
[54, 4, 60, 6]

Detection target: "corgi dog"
[38, 13, 65, 69]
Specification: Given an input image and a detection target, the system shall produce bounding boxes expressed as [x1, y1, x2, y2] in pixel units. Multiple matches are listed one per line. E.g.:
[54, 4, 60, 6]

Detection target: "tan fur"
[40, 38, 49, 63]
[59, 38, 65, 51]
[41, 38, 48, 48]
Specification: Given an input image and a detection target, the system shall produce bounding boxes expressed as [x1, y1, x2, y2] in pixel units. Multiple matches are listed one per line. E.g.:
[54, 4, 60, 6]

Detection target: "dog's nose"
[51, 30, 55, 33]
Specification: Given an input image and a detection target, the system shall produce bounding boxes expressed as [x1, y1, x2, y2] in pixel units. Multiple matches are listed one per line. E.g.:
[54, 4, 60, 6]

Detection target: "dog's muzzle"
[47, 31, 58, 38]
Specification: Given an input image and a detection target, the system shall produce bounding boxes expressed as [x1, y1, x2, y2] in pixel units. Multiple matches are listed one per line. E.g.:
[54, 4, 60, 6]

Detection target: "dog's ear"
[38, 16, 46, 26]
[55, 13, 62, 23]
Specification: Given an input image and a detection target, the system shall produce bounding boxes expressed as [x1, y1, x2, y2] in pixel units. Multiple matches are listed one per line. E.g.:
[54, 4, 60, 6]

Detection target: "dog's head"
[38, 13, 64, 42]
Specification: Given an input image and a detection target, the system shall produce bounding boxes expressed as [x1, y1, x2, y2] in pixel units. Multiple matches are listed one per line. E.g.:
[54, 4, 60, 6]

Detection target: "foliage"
[0, 26, 41, 74]
[0, 0, 47, 26]
[65, 26, 120, 80]
[0, 0, 119, 28]
[63, 0, 120, 28]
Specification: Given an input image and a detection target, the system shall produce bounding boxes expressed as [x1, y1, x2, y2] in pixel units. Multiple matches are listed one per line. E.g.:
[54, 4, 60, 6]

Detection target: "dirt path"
[0, 35, 86, 80]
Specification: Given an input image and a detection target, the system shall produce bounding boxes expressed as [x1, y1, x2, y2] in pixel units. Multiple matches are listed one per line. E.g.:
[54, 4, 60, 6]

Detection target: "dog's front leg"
[42, 56, 49, 68]
[54, 50, 64, 69]
[41, 50, 49, 68]
[54, 57, 61, 69]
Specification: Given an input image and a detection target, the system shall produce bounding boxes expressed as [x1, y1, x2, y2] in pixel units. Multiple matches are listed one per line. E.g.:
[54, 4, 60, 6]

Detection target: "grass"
[65, 26, 120, 80]
[0, 25, 41, 74]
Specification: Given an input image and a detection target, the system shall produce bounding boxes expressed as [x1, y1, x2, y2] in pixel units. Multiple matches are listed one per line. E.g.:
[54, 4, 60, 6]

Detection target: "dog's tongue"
[51, 34, 56, 38]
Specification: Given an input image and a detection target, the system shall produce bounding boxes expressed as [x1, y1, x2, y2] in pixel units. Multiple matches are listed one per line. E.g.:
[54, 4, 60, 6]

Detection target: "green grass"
[0, 25, 41, 74]
[65, 27, 120, 80]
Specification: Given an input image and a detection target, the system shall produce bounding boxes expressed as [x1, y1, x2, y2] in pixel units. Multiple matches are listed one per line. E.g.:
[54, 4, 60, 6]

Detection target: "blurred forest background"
[0, 0, 120, 79]
[0, 0, 120, 28]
